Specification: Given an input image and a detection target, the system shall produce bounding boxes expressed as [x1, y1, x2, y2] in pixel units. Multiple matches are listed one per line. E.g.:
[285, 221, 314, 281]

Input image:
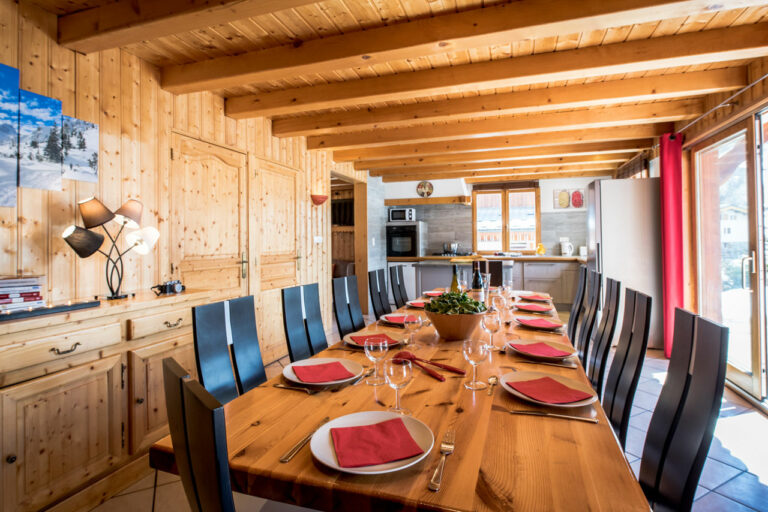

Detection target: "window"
[473, 188, 540, 253]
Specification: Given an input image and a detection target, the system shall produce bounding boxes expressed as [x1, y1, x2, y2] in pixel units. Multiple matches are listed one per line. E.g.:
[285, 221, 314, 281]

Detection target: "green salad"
[424, 292, 487, 315]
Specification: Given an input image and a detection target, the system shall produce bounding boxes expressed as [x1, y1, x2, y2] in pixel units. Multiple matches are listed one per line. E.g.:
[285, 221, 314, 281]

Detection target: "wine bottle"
[471, 261, 485, 303]
[450, 264, 460, 293]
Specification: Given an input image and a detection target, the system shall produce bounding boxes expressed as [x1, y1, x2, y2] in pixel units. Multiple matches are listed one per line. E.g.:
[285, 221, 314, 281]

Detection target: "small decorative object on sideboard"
[152, 280, 185, 296]
[0, 275, 101, 322]
[62, 197, 159, 300]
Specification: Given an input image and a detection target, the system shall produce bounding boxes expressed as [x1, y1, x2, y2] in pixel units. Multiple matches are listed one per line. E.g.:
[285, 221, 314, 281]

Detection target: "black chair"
[377, 268, 392, 314]
[347, 275, 366, 330]
[567, 266, 587, 342]
[602, 289, 651, 449]
[183, 379, 236, 512]
[162, 358, 200, 512]
[229, 296, 267, 394]
[303, 283, 328, 355]
[281, 285, 313, 362]
[638, 309, 697, 505]
[389, 265, 406, 308]
[574, 269, 602, 365]
[368, 269, 386, 320]
[586, 277, 621, 397]
[488, 260, 503, 287]
[192, 301, 239, 404]
[396, 265, 409, 304]
[644, 316, 728, 512]
[332, 276, 355, 338]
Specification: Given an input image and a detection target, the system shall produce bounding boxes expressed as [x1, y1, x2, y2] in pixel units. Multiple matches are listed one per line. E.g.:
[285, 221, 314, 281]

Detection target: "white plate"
[504, 339, 577, 361]
[310, 411, 434, 475]
[380, 313, 420, 326]
[422, 290, 444, 297]
[282, 358, 364, 387]
[517, 293, 552, 302]
[514, 316, 564, 331]
[499, 370, 597, 408]
[342, 332, 403, 349]
[406, 299, 428, 309]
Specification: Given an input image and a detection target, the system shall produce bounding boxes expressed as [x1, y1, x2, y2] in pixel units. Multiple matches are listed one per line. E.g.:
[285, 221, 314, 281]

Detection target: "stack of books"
[0, 276, 46, 312]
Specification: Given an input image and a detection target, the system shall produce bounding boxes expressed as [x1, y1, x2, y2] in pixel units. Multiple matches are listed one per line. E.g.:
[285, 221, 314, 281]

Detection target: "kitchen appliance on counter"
[386, 221, 427, 257]
[388, 207, 416, 222]
[560, 238, 574, 256]
[443, 241, 458, 254]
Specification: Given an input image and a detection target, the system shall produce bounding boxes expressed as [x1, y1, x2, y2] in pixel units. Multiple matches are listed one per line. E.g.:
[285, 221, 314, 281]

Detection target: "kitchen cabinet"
[521, 262, 580, 305]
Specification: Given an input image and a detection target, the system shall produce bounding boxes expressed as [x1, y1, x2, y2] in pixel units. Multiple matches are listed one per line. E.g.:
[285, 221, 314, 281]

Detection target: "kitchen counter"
[387, 255, 586, 264]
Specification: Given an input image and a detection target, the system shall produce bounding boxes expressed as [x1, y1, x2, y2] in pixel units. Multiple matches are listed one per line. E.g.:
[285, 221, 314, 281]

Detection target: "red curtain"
[659, 133, 684, 358]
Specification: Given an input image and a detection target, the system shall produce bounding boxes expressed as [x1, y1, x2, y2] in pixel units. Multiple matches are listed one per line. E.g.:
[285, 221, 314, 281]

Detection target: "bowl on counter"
[425, 310, 484, 341]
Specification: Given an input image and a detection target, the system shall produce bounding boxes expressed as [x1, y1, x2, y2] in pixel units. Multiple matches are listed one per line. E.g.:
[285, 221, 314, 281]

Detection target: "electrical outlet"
[314, 235, 323, 243]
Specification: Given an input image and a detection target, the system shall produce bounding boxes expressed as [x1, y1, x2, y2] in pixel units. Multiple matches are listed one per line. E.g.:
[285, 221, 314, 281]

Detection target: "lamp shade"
[62, 225, 104, 258]
[126, 226, 159, 255]
[78, 197, 114, 229]
[113, 199, 142, 229]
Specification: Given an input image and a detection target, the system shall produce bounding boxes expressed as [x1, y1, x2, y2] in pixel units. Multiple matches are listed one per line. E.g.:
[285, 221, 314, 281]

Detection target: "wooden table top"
[149, 296, 649, 511]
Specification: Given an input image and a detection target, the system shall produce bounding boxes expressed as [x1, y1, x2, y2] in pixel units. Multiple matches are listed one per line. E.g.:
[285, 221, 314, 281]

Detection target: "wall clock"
[416, 181, 434, 197]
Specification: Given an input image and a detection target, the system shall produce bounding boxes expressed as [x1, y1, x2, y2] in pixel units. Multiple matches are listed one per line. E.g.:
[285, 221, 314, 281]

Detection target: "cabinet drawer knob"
[164, 318, 183, 328]
[6, 455, 16, 464]
[49, 342, 81, 356]
[136, 398, 145, 404]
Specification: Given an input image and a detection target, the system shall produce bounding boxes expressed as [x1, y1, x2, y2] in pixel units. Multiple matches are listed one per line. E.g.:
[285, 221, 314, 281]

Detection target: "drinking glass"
[482, 273, 491, 301]
[481, 310, 502, 349]
[363, 337, 388, 386]
[491, 294, 507, 315]
[462, 338, 489, 390]
[384, 358, 413, 415]
[403, 314, 423, 347]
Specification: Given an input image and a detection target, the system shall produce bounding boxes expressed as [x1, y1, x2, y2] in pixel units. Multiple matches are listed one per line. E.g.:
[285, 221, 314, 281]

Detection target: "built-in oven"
[386, 221, 427, 258]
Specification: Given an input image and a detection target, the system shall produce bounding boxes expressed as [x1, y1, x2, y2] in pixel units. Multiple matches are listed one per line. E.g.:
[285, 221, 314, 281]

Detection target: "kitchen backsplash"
[540, 211, 587, 255]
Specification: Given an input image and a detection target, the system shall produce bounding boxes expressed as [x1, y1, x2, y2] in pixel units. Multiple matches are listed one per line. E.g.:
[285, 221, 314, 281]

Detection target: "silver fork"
[428, 431, 455, 491]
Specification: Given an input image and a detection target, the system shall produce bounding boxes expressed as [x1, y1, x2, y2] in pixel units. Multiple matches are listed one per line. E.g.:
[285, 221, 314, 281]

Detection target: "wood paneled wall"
[0, 0, 362, 359]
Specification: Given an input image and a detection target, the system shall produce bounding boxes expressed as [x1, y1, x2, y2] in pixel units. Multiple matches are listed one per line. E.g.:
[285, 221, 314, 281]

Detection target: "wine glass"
[491, 294, 507, 324]
[363, 337, 388, 386]
[482, 273, 491, 300]
[384, 358, 413, 415]
[481, 310, 501, 350]
[462, 338, 488, 390]
[403, 314, 423, 347]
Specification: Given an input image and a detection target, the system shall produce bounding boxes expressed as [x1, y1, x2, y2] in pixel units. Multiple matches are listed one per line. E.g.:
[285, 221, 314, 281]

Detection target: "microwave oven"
[388, 208, 416, 222]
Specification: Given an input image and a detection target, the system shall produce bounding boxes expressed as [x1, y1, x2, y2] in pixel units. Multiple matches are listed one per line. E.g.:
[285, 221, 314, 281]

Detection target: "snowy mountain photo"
[62, 115, 98, 183]
[18, 89, 62, 191]
[0, 63, 19, 207]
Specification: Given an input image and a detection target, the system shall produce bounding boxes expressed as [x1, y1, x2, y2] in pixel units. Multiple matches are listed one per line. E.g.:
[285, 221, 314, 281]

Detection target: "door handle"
[240, 252, 248, 279]
[741, 254, 754, 290]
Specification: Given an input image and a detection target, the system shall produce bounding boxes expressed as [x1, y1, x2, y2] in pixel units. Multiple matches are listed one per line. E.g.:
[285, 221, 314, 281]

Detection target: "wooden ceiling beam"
[333, 125, 669, 162]
[309, 100, 700, 150]
[161, 0, 759, 95]
[461, 171, 616, 185]
[58, 0, 320, 54]
[381, 167, 617, 182]
[226, 22, 768, 118]
[273, 68, 745, 137]
[357, 140, 652, 170]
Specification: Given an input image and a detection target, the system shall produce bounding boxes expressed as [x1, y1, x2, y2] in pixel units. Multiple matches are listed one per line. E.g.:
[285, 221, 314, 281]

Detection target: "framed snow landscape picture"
[62, 115, 98, 182]
[18, 89, 62, 191]
[0, 63, 19, 207]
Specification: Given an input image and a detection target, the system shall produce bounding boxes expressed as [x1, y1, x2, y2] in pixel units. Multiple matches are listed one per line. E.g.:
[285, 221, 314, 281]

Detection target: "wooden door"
[170, 134, 248, 294]
[1, 355, 124, 512]
[128, 335, 197, 454]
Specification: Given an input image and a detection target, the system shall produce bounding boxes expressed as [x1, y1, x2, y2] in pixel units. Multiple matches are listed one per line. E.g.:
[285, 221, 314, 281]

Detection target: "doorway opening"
[331, 174, 368, 315]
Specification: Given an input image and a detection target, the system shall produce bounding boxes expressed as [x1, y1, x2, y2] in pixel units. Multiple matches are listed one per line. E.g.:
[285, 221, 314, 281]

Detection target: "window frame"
[472, 187, 541, 254]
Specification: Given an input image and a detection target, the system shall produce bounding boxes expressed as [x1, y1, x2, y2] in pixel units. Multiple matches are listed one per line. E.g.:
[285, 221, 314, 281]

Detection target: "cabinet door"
[523, 277, 562, 302]
[128, 336, 197, 454]
[561, 267, 579, 306]
[1, 355, 125, 512]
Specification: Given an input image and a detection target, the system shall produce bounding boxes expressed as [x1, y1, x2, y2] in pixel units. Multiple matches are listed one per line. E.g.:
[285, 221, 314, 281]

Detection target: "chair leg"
[151, 469, 158, 512]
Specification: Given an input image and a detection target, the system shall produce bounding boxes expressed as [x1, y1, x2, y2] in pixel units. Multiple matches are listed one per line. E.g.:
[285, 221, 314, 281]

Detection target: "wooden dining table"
[149, 293, 650, 511]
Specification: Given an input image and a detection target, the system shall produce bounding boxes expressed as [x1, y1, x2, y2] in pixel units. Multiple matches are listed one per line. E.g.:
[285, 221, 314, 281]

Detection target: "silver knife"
[279, 416, 331, 463]
[504, 409, 598, 424]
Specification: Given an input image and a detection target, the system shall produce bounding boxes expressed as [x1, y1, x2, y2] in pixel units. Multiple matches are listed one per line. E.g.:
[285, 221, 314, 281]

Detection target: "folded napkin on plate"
[382, 314, 419, 324]
[516, 317, 562, 329]
[349, 333, 400, 346]
[506, 376, 592, 404]
[424, 291, 443, 297]
[509, 342, 572, 358]
[520, 294, 551, 301]
[515, 303, 552, 312]
[292, 362, 355, 383]
[330, 417, 424, 468]
[408, 301, 426, 308]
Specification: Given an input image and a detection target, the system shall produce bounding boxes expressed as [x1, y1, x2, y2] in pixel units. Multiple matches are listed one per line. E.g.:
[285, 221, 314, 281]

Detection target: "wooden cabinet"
[521, 261, 580, 305]
[128, 335, 197, 453]
[1, 355, 125, 512]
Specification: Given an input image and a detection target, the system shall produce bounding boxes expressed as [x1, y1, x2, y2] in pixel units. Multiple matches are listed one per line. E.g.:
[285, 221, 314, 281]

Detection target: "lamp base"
[93, 293, 135, 301]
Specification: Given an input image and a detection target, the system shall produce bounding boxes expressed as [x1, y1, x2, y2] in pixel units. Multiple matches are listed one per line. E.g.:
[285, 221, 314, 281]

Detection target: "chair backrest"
[346, 275, 366, 330]
[377, 268, 392, 314]
[192, 301, 239, 404]
[603, 289, 651, 448]
[368, 269, 385, 320]
[586, 277, 622, 397]
[638, 308, 696, 504]
[488, 260, 503, 287]
[568, 266, 588, 341]
[652, 316, 728, 512]
[332, 276, 355, 338]
[575, 269, 602, 364]
[228, 296, 266, 394]
[182, 380, 236, 512]
[396, 265, 409, 304]
[389, 265, 405, 308]
[162, 358, 200, 512]
[281, 286, 313, 362]
[303, 282, 328, 355]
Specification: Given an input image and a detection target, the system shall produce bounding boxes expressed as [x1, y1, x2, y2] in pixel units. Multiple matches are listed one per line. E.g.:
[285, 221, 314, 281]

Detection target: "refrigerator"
[587, 178, 663, 349]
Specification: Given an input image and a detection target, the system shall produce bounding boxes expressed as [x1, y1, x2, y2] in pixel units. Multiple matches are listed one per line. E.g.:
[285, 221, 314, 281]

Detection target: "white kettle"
[560, 240, 574, 256]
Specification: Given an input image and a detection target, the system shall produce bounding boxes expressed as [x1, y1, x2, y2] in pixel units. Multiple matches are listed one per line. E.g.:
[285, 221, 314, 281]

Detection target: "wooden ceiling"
[40, 0, 768, 182]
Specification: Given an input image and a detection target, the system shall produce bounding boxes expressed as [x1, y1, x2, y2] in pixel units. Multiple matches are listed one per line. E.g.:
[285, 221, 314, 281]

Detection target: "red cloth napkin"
[349, 333, 399, 346]
[382, 314, 419, 324]
[424, 291, 443, 297]
[520, 294, 551, 301]
[408, 301, 426, 308]
[292, 362, 355, 383]
[509, 342, 572, 358]
[330, 418, 424, 468]
[516, 317, 563, 330]
[506, 376, 592, 404]
[515, 303, 552, 312]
